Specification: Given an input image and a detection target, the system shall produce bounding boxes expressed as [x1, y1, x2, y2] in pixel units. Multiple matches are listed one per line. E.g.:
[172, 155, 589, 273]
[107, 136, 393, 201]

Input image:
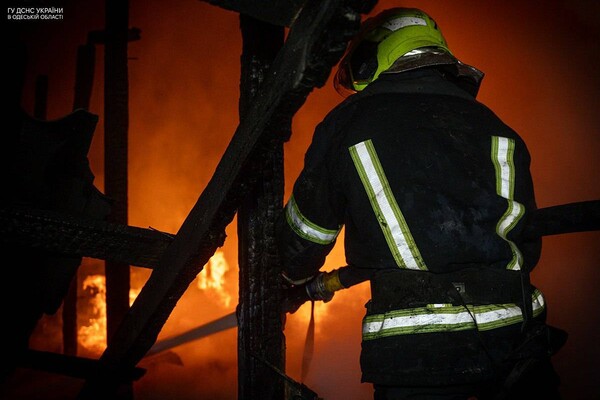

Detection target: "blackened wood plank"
[2, 199, 597, 272]
[78, 0, 374, 397]
[236, 14, 286, 400]
[64, 40, 98, 358]
[0, 207, 172, 269]
[21, 350, 145, 381]
[103, 6, 132, 396]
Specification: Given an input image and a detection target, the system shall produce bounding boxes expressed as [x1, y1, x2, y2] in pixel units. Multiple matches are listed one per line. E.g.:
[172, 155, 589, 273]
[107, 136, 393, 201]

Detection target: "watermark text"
[7, 7, 64, 21]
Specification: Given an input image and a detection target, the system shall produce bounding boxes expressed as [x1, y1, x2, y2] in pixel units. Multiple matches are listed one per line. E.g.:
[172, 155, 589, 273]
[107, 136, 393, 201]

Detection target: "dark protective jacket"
[276, 68, 548, 386]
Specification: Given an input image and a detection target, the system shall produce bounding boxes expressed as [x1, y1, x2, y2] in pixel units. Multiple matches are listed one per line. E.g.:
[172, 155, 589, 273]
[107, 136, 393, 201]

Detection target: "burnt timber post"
[62, 41, 98, 357]
[78, 1, 373, 397]
[104, 0, 132, 397]
[237, 15, 286, 400]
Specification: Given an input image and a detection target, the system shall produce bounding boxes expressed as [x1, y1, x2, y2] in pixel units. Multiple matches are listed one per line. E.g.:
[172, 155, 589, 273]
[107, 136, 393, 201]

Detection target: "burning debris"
[79, 251, 233, 356]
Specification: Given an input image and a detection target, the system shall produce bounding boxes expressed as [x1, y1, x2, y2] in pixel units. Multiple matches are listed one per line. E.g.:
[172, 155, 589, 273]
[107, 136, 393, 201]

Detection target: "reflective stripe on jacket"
[363, 289, 545, 340]
[276, 69, 545, 386]
[277, 69, 540, 282]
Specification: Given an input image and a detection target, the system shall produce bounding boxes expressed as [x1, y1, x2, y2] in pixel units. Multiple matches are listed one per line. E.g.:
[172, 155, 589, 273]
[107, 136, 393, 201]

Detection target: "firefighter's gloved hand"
[305, 273, 335, 303]
[281, 271, 342, 314]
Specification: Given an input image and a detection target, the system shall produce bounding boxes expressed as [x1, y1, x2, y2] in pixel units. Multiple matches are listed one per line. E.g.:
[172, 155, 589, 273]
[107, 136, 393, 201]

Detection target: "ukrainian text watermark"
[7, 7, 64, 21]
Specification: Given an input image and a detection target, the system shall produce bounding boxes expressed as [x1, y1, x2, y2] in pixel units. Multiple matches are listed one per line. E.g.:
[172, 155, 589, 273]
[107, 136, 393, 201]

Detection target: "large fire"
[77, 274, 108, 354]
[78, 251, 232, 355]
[8, 0, 599, 399]
[196, 250, 232, 308]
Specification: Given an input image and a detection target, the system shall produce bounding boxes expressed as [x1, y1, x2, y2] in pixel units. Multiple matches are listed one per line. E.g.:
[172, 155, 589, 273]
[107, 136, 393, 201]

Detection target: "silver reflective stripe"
[491, 136, 524, 271]
[493, 136, 514, 199]
[362, 289, 545, 340]
[285, 195, 339, 245]
[349, 140, 427, 271]
[382, 16, 427, 31]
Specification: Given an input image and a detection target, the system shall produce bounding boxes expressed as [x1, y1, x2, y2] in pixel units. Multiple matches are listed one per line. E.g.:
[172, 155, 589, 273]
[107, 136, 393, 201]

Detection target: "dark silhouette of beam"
[236, 13, 286, 400]
[77, 1, 373, 397]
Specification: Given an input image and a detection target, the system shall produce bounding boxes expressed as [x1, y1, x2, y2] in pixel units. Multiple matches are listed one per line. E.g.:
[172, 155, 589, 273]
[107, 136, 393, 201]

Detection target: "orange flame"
[195, 250, 232, 307]
[77, 252, 231, 354]
[78, 274, 107, 354]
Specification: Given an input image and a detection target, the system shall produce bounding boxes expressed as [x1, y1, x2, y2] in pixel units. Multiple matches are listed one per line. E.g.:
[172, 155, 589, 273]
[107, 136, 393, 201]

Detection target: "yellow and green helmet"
[335, 8, 481, 95]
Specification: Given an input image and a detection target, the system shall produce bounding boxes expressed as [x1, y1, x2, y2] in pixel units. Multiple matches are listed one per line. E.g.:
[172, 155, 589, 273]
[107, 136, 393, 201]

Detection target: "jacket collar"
[357, 68, 477, 101]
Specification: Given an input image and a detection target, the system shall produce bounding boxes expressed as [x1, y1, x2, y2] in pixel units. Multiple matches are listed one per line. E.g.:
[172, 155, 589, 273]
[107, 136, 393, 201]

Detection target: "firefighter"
[277, 8, 566, 400]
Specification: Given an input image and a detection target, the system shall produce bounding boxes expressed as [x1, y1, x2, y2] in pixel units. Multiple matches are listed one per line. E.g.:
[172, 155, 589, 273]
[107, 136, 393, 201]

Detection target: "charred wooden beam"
[237, 14, 286, 400]
[103, 6, 132, 398]
[78, 0, 374, 397]
[2, 199, 597, 274]
[0, 207, 171, 269]
[64, 39, 99, 358]
[20, 350, 145, 382]
[200, 0, 305, 27]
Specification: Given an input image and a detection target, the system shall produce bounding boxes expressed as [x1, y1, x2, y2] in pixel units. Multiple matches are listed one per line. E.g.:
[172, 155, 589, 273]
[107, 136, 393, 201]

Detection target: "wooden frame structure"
[3, 1, 376, 399]
[3, 1, 599, 399]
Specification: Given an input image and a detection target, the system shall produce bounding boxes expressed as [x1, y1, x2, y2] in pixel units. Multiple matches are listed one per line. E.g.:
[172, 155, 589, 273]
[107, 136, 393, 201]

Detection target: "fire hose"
[145, 312, 238, 358]
[301, 300, 316, 383]
[143, 199, 599, 395]
[145, 309, 322, 399]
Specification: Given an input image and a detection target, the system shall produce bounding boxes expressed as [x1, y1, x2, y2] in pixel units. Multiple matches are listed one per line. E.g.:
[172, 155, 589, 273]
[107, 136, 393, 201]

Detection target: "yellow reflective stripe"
[349, 140, 427, 271]
[491, 136, 524, 271]
[362, 289, 545, 340]
[285, 195, 340, 245]
[492, 136, 515, 199]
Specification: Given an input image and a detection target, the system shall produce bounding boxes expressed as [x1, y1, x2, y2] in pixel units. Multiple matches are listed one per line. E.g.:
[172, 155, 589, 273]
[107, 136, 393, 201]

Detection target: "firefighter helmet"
[334, 8, 483, 96]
